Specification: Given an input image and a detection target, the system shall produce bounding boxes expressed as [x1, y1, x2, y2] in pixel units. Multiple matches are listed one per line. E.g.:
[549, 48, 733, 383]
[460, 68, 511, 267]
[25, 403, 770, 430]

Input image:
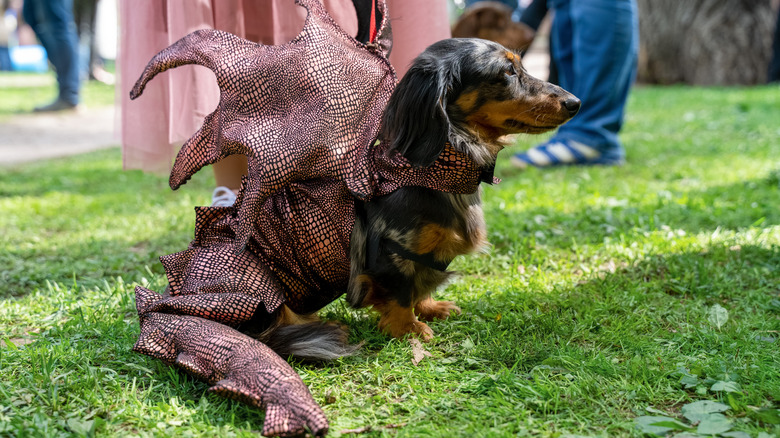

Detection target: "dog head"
[380, 38, 580, 167]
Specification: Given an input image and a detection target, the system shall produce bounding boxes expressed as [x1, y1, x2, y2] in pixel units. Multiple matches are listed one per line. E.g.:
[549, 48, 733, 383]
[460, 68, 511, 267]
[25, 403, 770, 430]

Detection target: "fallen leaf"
[324, 391, 337, 404]
[681, 400, 730, 423]
[711, 381, 741, 393]
[708, 304, 729, 329]
[634, 416, 691, 436]
[461, 337, 475, 350]
[696, 413, 732, 435]
[410, 338, 432, 366]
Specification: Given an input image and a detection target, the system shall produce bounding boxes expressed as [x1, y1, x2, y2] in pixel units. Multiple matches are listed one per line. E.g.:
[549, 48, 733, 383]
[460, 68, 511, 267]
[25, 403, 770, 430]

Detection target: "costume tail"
[259, 322, 359, 361]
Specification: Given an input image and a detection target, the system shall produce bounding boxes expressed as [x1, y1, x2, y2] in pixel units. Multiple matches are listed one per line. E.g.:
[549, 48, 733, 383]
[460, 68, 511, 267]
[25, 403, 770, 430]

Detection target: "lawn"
[0, 80, 778, 437]
[0, 71, 115, 120]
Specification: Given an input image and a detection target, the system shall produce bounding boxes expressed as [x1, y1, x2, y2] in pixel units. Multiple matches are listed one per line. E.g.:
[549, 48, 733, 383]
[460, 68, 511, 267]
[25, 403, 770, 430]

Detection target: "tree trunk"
[637, 0, 775, 85]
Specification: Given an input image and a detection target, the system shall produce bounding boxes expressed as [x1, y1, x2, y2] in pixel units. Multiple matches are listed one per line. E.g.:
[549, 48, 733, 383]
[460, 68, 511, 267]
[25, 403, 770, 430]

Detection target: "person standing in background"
[0, 0, 11, 71]
[23, 0, 82, 111]
[119, 0, 450, 206]
[511, 0, 638, 169]
[769, 0, 780, 83]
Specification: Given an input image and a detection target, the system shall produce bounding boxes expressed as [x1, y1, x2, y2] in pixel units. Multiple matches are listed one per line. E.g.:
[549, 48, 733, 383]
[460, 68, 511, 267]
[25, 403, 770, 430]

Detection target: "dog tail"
[258, 322, 359, 362]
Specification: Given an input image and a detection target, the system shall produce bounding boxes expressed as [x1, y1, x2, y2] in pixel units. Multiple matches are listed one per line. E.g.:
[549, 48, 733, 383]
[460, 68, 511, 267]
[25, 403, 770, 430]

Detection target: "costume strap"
[367, 224, 452, 273]
[384, 238, 452, 272]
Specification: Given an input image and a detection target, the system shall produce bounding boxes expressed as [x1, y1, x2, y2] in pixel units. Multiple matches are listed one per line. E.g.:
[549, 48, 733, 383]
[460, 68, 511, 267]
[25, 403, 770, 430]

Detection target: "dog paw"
[379, 319, 434, 342]
[415, 299, 461, 321]
[410, 321, 434, 341]
[404, 321, 435, 342]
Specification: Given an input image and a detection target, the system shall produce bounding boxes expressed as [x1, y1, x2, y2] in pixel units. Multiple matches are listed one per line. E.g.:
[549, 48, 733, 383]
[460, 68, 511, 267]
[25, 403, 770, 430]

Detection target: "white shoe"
[211, 186, 237, 207]
[511, 140, 623, 169]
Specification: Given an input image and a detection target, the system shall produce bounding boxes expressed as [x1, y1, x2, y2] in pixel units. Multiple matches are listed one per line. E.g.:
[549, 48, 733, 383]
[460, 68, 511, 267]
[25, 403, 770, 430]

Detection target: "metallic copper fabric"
[134, 286, 328, 437]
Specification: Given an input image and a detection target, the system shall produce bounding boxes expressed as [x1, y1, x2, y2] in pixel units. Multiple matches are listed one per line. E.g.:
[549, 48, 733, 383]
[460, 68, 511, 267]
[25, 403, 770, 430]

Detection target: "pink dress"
[119, 0, 450, 173]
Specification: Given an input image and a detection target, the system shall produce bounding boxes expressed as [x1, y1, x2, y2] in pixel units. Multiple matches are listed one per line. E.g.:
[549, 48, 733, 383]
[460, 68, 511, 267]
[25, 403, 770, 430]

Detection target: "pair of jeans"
[22, 0, 80, 105]
[464, 0, 522, 21]
[769, 7, 780, 83]
[548, 0, 638, 160]
[465, 0, 518, 9]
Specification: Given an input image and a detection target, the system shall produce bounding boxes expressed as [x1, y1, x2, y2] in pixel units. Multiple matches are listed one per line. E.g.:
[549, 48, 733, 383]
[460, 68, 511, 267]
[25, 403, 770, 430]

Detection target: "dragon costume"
[130, 0, 494, 435]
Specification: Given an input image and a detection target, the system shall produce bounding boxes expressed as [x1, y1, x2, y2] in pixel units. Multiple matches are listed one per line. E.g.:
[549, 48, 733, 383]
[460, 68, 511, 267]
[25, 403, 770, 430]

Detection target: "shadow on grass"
[0, 150, 213, 297]
[0, 233, 182, 298]
[128, 358, 271, 431]
[457, 244, 779, 390]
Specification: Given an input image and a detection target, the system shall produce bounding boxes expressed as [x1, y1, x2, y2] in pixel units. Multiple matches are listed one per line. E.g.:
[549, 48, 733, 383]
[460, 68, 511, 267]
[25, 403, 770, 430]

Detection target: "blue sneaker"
[510, 140, 624, 169]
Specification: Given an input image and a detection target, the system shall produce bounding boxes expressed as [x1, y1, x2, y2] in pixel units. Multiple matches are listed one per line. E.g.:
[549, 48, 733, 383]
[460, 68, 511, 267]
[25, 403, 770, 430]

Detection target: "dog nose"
[563, 97, 581, 117]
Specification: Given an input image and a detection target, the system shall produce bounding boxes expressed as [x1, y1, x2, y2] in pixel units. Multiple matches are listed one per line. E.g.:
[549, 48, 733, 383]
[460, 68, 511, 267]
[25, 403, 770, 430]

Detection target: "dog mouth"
[503, 119, 561, 133]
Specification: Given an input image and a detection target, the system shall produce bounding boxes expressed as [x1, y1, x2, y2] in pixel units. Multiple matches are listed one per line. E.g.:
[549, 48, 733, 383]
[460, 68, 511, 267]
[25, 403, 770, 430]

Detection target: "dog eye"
[504, 66, 517, 77]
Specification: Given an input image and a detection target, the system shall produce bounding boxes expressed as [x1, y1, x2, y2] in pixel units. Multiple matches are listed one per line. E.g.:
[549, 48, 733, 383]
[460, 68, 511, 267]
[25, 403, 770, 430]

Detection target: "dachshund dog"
[346, 38, 580, 341]
[215, 37, 580, 359]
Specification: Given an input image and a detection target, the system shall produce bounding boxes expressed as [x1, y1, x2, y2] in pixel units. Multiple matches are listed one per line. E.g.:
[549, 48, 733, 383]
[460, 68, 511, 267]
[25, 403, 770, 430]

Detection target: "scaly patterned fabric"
[130, 0, 395, 251]
[133, 286, 328, 437]
[130, 0, 495, 434]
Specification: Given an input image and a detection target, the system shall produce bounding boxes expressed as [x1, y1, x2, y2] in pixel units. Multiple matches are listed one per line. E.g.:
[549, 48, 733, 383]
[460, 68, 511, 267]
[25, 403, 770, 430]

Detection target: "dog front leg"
[374, 300, 434, 341]
[414, 297, 461, 322]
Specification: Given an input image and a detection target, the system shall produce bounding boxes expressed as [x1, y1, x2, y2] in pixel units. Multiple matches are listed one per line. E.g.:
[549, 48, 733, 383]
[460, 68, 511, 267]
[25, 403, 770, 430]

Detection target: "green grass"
[0, 72, 115, 118]
[1, 84, 779, 437]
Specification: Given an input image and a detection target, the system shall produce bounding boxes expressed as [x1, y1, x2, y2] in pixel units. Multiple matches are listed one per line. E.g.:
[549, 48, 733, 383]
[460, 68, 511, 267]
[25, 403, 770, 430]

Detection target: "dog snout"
[563, 97, 581, 117]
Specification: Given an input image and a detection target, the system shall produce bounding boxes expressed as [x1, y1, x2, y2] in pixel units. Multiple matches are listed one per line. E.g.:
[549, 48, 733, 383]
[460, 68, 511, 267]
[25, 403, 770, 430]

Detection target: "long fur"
[379, 55, 452, 166]
[350, 38, 580, 340]
[260, 323, 358, 361]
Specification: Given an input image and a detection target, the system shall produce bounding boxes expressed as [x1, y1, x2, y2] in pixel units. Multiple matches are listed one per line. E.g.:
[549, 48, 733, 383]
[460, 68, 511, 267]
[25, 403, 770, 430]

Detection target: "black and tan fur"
[347, 38, 580, 341]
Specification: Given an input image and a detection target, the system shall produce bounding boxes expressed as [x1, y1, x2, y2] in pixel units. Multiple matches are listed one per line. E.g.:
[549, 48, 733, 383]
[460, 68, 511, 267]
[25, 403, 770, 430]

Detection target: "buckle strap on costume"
[367, 230, 451, 272]
[385, 240, 452, 272]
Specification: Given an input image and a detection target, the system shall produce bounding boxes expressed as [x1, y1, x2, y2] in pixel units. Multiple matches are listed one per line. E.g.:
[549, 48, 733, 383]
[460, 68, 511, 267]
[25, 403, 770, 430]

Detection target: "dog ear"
[380, 63, 450, 167]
